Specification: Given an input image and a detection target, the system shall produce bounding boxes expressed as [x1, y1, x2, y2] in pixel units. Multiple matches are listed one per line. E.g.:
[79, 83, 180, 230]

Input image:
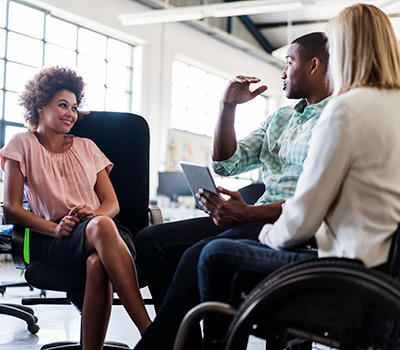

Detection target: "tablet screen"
[181, 162, 219, 206]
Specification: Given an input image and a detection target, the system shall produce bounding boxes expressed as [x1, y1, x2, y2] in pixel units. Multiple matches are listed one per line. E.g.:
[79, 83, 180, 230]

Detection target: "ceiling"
[130, 0, 400, 61]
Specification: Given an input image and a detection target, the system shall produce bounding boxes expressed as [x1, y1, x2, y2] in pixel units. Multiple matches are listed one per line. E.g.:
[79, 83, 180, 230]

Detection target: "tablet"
[180, 162, 220, 206]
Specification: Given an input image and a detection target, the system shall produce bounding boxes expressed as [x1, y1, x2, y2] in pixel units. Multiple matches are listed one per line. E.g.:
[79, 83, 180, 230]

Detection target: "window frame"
[0, 0, 135, 150]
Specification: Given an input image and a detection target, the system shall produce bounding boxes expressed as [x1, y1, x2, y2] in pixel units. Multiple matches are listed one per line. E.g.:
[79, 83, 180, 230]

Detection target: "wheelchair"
[173, 227, 400, 350]
[226, 258, 400, 349]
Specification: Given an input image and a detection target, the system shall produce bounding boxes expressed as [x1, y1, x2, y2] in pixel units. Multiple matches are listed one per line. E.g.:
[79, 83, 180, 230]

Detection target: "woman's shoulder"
[333, 87, 400, 104]
[11, 130, 32, 139]
[7, 130, 35, 146]
[0, 131, 35, 162]
[324, 88, 372, 113]
[318, 93, 356, 128]
[328, 87, 400, 113]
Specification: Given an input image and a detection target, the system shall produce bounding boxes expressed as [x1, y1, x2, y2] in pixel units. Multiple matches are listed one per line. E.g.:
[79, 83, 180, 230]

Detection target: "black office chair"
[0, 229, 39, 334]
[0, 195, 45, 334]
[173, 226, 400, 350]
[10, 111, 162, 349]
[238, 182, 265, 205]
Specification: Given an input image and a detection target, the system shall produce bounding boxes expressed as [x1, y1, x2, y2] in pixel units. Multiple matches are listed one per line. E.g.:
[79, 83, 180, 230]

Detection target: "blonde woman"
[198, 2, 400, 317]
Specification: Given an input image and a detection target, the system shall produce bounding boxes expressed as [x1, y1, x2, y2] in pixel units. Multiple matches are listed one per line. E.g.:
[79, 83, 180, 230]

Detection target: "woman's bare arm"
[93, 169, 120, 218]
[3, 159, 59, 236]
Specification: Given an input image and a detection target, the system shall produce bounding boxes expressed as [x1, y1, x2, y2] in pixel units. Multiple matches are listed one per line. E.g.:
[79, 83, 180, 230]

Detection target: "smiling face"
[281, 43, 311, 100]
[37, 89, 78, 134]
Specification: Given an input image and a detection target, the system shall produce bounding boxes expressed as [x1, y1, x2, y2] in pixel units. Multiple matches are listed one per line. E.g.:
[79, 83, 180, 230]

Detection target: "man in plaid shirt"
[135, 32, 331, 350]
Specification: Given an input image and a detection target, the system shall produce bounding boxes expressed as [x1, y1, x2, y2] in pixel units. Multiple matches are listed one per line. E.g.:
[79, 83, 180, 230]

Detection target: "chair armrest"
[149, 207, 163, 225]
[11, 224, 27, 270]
[173, 302, 237, 350]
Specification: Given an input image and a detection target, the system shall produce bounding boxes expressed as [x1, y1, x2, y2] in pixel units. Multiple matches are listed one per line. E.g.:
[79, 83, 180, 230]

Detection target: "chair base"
[0, 281, 32, 296]
[41, 341, 131, 349]
[0, 303, 39, 334]
[0, 280, 46, 297]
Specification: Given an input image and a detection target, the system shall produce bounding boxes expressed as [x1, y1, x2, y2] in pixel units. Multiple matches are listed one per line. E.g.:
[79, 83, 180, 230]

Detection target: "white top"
[259, 87, 400, 267]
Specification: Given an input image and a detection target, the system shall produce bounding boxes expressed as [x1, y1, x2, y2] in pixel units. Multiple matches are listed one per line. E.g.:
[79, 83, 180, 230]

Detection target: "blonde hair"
[328, 3, 400, 94]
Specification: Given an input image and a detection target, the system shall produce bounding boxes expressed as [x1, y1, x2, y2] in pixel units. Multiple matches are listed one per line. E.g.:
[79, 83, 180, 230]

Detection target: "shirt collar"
[293, 97, 330, 121]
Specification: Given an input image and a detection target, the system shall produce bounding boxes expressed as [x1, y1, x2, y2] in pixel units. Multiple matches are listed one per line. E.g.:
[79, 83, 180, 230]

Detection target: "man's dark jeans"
[135, 216, 270, 310]
[198, 238, 317, 302]
[134, 217, 269, 350]
[198, 238, 316, 349]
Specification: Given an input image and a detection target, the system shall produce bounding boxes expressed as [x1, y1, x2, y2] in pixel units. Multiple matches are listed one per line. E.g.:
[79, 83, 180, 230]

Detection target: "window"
[0, 0, 135, 149]
[171, 61, 226, 137]
[171, 60, 269, 139]
[170, 60, 268, 189]
[0, 1, 6, 28]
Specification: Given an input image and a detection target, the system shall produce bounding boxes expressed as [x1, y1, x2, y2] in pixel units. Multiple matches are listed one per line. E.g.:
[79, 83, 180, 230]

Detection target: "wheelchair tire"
[225, 258, 400, 350]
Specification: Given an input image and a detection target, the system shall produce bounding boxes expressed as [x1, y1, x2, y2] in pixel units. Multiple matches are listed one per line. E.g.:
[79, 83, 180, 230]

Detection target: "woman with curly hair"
[0, 66, 151, 350]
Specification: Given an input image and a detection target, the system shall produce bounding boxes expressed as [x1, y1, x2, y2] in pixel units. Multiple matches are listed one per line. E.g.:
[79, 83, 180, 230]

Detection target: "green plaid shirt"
[212, 97, 329, 204]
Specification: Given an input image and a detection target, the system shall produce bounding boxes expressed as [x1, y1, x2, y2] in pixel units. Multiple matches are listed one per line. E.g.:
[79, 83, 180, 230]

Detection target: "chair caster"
[28, 323, 40, 334]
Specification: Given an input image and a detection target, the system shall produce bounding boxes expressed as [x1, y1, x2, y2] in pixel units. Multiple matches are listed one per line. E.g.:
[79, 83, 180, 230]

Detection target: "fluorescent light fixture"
[272, 44, 290, 62]
[212, 1, 303, 17]
[119, 0, 305, 26]
[119, 9, 203, 25]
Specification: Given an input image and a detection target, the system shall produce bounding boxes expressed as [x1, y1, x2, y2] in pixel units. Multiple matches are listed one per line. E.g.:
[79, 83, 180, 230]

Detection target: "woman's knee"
[86, 252, 103, 270]
[86, 253, 108, 284]
[86, 215, 118, 243]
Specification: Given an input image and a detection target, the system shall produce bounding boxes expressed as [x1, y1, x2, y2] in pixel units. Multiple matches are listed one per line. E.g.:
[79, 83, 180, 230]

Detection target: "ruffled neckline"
[31, 131, 75, 157]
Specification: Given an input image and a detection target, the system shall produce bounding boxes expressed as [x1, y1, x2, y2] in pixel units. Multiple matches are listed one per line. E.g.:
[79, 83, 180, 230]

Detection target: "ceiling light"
[212, 2, 303, 17]
[119, 8, 203, 26]
[119, 0, 305, 26]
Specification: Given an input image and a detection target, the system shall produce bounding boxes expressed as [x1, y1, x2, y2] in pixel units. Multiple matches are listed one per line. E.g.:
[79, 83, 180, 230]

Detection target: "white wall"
[30, 0, 285, 197]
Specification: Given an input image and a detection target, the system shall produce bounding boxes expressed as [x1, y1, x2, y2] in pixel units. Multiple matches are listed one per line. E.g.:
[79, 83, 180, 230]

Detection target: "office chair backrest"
[238, 183, 266, 205]
[70, 111, 150, 236]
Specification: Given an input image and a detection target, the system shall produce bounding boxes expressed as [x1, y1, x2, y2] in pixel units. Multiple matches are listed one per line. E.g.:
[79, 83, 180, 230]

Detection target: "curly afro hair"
[19, 66, 85, 129]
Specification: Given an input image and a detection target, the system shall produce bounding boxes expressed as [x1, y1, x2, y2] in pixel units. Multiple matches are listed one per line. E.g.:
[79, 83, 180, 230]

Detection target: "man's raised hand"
[222, 75, 268, 106]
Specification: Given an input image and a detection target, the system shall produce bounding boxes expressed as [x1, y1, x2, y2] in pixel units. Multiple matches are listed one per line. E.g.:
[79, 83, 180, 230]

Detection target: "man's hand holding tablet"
[181, 162, 251, 226]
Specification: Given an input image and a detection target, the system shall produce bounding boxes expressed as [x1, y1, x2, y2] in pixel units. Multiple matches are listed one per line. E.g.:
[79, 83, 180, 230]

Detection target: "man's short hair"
[291, 32, 329, 65]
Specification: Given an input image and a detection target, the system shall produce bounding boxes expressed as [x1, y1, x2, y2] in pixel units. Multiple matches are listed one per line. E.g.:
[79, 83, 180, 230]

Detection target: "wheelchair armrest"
[11, 224, 27, 270]
[149, 207, 163, 225]
[173, 302, 237, 350]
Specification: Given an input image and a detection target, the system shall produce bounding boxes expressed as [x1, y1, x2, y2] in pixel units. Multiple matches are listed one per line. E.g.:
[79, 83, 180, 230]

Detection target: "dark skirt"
[30, 219, 91, 272]
[29, 217, 136, 272]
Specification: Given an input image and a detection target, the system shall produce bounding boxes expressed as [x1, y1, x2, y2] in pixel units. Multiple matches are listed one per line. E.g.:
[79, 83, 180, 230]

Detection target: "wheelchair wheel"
[225, 258, 400, 350]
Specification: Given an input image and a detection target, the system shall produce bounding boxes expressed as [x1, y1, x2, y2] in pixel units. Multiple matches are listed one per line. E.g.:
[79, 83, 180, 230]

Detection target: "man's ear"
[37, 107, 43, 115]
[310, 57, 321, 75]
